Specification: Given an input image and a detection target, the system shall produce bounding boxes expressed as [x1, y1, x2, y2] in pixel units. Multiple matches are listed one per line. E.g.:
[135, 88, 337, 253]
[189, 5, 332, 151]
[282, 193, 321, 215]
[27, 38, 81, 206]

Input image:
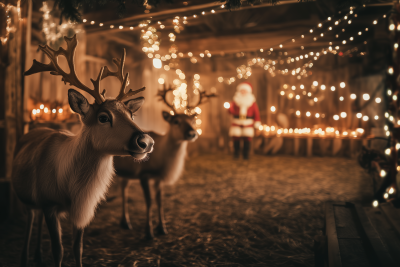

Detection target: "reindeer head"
[24, 35, 154, 160]
[161, 111, 198, 142]
[157, 84, 217, 142]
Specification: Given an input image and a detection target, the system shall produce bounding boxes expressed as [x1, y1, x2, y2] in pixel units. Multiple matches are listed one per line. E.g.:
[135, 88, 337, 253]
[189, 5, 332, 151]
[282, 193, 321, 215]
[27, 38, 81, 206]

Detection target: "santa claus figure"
[228, 82, 261, 159]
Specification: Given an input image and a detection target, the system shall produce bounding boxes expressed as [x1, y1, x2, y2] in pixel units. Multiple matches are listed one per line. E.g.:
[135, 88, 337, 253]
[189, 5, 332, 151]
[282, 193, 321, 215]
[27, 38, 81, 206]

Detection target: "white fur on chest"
[69, 156, 114, 228]
[161, 144, 187, 185]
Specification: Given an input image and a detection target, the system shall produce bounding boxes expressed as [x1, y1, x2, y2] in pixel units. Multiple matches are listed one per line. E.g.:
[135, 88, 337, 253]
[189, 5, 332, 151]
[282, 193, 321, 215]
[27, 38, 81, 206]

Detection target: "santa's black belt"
[233, 116, 254, 119]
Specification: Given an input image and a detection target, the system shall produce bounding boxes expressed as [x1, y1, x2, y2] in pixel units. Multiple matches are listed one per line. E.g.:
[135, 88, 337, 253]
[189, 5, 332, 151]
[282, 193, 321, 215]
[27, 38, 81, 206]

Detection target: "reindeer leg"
[140, 177, 154, 240]
[155, 181, 168, 235]
[20, 208, 35, 267]
[119, 178, 133, 230]
[73, 227, 84, 267]
[34, 210, 43, 264]
[43, 208, 63, 267]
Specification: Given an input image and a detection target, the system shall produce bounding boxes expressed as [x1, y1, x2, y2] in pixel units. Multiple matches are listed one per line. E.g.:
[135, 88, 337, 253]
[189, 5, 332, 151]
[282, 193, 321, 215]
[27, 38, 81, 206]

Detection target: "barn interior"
[2, 0, 400, 266]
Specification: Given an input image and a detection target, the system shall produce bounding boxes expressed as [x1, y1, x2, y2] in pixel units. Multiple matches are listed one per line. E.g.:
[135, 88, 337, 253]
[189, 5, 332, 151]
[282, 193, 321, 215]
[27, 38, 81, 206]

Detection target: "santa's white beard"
[233, 92, 255, 116]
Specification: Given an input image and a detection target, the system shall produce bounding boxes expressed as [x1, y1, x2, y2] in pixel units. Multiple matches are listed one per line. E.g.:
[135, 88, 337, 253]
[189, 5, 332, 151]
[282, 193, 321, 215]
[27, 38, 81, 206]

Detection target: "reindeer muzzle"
[185, 130, 198, 141]
[128, 133, 154, 155]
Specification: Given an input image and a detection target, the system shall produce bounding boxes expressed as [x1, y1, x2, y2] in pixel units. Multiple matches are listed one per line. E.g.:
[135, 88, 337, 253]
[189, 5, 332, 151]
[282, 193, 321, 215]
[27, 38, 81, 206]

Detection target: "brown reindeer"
[13, 35, 154, 267]
[114, 84, 216, 239]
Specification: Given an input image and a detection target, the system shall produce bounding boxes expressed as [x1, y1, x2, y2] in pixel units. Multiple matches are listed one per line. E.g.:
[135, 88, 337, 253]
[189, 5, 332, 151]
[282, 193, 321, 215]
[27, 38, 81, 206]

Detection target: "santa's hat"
[236, 82, 253, 93]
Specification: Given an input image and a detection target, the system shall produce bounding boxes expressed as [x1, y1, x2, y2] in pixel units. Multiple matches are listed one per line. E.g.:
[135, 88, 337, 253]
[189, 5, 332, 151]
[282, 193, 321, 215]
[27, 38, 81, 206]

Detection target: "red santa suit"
[228, 82, 261, 139]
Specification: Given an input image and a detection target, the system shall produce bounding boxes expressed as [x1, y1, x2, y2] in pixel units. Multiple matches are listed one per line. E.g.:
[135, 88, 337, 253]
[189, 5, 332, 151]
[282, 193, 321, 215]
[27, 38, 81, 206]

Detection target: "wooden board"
[320, 202, 397, 267]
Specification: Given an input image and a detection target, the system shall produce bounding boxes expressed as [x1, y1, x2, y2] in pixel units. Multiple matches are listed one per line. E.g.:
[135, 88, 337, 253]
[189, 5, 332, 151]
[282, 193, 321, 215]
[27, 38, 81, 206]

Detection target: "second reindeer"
[114, 84, 216, 239]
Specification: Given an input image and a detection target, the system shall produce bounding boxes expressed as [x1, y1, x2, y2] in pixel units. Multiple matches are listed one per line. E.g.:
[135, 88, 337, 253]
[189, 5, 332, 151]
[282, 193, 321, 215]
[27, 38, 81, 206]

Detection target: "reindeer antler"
[186, 90, 217, 110]
[24, 35, 106, 104]
[157, 84, 176, 111]
[100, 48, 145, 102]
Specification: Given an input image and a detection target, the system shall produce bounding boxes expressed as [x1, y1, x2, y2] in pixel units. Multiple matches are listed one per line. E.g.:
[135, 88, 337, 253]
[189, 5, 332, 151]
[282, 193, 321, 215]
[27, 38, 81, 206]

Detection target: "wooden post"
[0, 0, 30, 223]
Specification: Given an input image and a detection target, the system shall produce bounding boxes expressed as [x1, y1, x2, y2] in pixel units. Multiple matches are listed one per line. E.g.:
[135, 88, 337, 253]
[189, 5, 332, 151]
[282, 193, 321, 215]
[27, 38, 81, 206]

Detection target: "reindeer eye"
[173, 120, 179, 125]
[98, 115, 109, 123]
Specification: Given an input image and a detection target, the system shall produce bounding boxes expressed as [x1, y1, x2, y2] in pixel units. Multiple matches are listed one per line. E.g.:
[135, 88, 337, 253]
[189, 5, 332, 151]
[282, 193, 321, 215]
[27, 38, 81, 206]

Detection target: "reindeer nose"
[131, 133, 154, 153]
[186, 130, 198, 140]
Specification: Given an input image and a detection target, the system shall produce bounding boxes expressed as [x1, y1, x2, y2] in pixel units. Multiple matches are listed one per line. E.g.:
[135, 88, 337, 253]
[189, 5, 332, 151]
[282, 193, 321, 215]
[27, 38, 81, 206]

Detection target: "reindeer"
[13, 35, 154, 267]
[114, 84, 216, 239]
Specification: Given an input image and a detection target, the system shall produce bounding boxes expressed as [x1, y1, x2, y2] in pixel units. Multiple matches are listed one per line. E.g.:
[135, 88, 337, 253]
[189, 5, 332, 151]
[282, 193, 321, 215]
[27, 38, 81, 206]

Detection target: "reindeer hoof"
[34, 249, 42, 264]
[156, 224, 168, 235]
[119, 219, 133, 230]
[145, 232, 154, 240]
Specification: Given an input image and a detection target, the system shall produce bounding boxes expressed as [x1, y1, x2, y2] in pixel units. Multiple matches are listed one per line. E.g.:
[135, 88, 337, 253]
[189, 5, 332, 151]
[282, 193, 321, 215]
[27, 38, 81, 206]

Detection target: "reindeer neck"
[61, 127, 113, 180]
[165, 130, 188, 149]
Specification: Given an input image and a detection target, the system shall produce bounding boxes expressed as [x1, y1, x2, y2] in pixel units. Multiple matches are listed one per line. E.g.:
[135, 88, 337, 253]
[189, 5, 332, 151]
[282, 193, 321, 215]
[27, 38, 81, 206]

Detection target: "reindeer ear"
[162, 111, 172, 122]
[124, 97, 145, 113]
[68, 89, 90, 116]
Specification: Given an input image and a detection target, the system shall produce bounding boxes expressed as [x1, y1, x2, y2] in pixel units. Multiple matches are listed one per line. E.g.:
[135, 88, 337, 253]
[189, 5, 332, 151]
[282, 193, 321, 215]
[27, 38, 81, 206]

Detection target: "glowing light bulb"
[380, 170, 386, 177]
[271, 106, 276, 112]
[375, 115, 379, 120]
[296, 110, 301, 116]
[333, 115, 339, 120]
[153, 58, 162, 69]
[306, 112, 311, 117]
[372, 200, 379, 208]
[363, 116, 369, 121]
[363, 94, 370, 101]
[375, 97, 381, 103]
[158, 78, 165, 84]
[224, 102, 230, 109]
[385, 148, 391, 155]
[331, 86, 335, 91]
[321, 85, 326, 90]
[356, 113, 362, 118]
[313, 81, 318, 86]
[340, 82, 345, 88]
[341, 112, 347, 118]
[350, 94, 356, 99]
[389, 187, 395, 194]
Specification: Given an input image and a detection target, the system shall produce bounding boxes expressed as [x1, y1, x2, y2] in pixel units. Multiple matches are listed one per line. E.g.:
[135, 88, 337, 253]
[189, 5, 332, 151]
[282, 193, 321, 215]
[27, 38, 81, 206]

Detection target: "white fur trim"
[236, 83, 252, 93]
[229, 126, 242, 137]
[229, 126, 254, 137]
[242, 127, 255, 137]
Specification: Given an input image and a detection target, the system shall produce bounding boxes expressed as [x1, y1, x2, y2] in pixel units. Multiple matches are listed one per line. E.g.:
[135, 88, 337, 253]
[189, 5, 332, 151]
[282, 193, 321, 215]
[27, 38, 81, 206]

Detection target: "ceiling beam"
[84, 0, 300, 34]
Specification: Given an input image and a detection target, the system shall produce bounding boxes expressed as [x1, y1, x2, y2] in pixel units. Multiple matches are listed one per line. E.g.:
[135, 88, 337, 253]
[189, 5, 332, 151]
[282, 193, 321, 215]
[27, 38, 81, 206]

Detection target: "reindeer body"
[114, 112, 197, 239]
[13, 127, 114, 229]
[116, 131, 187, 185]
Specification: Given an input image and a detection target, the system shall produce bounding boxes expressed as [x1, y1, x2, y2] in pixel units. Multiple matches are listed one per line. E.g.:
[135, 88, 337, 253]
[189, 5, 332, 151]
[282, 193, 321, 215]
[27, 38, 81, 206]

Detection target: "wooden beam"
[85, 0, 301, 34]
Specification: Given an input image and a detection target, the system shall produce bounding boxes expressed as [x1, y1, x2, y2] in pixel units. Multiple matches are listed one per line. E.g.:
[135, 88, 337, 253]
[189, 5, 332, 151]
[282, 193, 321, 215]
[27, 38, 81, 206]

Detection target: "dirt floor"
[0, 154, 373, 267]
